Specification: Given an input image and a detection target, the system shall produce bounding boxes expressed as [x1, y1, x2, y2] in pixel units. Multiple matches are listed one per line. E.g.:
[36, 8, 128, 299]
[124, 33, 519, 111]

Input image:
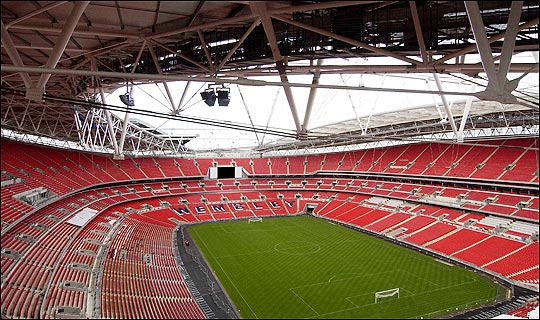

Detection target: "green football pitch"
[188, 215, 507, 319]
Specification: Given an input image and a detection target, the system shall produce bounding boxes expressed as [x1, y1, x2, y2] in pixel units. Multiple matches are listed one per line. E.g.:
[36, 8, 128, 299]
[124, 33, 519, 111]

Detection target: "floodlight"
[119, 82, 135, 106]
[119, 93, 135, 106]
[200, 89, 217, 106]
[216, 87, 230, 106]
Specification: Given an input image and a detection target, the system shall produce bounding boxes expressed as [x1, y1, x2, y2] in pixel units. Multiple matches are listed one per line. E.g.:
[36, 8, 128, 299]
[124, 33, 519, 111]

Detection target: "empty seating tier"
[1, 137, 538, 318]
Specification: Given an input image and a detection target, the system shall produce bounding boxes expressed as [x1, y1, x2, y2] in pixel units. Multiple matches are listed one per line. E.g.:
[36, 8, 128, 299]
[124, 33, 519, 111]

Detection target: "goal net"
[374, 288, 400, 303]
[248, 217, 262, 224]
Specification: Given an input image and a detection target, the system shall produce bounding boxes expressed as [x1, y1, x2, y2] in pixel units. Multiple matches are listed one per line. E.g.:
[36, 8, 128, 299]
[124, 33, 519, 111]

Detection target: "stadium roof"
[1, 1, 539, 158]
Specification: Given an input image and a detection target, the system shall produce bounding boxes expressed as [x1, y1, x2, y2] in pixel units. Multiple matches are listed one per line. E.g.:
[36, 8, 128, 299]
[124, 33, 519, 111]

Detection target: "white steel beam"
[65, 39, 142, 67]
[426, 80, 445, 121]
[92, 59, 120, 157]
[0, 44, 86, 52]
[131, 40, 147, 74]
[9, 23, 141, 39]
[364, 75, 386, 135]
[37, 1, 90, 90]
[433, 72, 459, 137]
[117, 105, 131, 160]
[250, 2, 302, 133]
[151, 13, 257, 40]
[496, 1, 523, 91]
[0, 21, 33, 89]
[2, 64, 487, 97]
[237, 85, 261, 145]
[409, 1, 428, 64]
[5, 1, 69, 28]
[215, 62, 539, 76]
[73, 110, 84, 146]
[458, 84, 477, 142]
[465, 2, 536, 107]
[302, 59, 323, 133]
[464, 1, 501, 91]
[116, 62, 134, 158]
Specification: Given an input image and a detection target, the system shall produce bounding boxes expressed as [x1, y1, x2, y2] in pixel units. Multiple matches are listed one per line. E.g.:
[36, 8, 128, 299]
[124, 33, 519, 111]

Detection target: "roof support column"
[433, 72, 459, 138]
[302, 59, 323, 134]
[36, 1, 89, 91]
[117, 102, 131, 159]
[465, 1, 534, 107]
[0, 21, 33, 89]
[458, 84, 477, 143]
[464, 1, 501, 91]
[250, 2, 302, 134]
[98, 88, 120, 157]
[496, 1, 523, 90]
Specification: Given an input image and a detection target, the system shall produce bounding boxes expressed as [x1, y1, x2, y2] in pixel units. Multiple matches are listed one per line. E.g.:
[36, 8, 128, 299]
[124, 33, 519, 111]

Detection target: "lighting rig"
[200, 84, 230, 106]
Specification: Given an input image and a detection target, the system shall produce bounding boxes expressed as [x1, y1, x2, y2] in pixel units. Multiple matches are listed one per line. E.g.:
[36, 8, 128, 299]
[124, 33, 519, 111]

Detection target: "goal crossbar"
[248, 217, 262, 223]
[375, 288, 400, 303]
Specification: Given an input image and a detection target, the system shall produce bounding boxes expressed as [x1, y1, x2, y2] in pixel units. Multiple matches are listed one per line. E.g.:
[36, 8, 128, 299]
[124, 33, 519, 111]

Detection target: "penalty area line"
[289, 288, 320, 316]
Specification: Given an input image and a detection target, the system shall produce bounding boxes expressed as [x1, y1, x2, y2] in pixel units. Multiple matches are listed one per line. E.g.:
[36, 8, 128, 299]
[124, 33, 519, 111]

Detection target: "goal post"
[375, 288, 400, 303]
[248, 217, 262, 224]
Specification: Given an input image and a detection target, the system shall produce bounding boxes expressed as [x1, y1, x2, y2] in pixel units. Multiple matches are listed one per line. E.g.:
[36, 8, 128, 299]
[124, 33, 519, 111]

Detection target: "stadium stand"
[368, 212, 412, 231]
[384, 215, 438, 237]
[426, 228, 491, 255]
[483, 242, 539, 278]
[452, 236, 525, 266]
[1, 137, 538, 319]
[100, 214, 205, 319]
[403, 223, 458, 246]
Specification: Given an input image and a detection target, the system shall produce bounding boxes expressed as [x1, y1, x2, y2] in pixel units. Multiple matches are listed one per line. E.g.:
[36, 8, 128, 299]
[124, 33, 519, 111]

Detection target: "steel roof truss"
[217, 19, 261, 72]
[433, 72, 459, 137]
[497, 1, 524, 92]
[250, 2, 302, 133]
[37, 1, 90, 91]
[1, 21, 33, 89]
[302, 59, 323, 134]
[146, 43, 176, 111]
[409, 1, 428, 65]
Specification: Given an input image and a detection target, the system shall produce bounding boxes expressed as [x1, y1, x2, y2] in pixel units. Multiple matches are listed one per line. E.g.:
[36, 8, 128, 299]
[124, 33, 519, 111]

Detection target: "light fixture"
[119, 82, 135, 106]
[200, 88, 217, 106]
[216, 86, 230, 106]
[200, 84, 230, 106]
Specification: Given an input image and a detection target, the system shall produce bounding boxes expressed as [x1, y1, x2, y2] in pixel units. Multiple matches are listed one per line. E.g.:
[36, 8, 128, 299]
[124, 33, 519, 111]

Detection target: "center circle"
[274, 241, 321, 255]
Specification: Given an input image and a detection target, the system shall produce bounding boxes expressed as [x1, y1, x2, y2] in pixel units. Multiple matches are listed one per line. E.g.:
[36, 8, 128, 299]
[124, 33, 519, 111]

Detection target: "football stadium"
[1, 1, 539, 319]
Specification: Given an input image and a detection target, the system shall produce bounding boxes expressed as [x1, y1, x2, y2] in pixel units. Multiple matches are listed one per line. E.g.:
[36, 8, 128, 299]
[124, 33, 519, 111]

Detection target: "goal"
[248, 217, 262, 224]
[374, 288, 400, 303]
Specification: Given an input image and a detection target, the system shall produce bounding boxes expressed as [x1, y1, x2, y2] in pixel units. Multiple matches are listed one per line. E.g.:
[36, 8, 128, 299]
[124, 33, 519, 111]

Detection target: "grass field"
[188, 216, 507, 319]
